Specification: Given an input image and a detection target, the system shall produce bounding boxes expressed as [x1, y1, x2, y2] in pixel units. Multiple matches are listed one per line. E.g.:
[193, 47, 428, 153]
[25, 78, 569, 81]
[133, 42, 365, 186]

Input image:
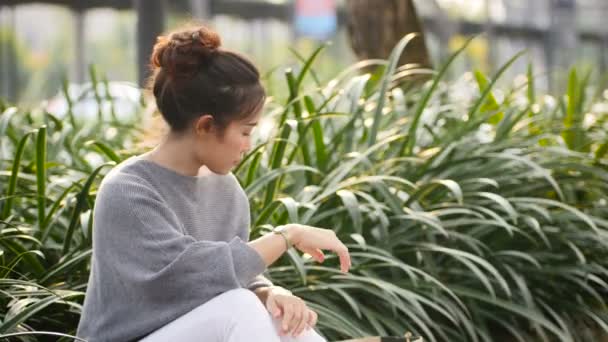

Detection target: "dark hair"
[149, 25, 266, 134]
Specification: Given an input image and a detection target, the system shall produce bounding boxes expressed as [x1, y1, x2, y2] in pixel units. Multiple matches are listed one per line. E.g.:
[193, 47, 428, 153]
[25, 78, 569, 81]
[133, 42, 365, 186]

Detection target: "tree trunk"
[345, 0, 431, 69]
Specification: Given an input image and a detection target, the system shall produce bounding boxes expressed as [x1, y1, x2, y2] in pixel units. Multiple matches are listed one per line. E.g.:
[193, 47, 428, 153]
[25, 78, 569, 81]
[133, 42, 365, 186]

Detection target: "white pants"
[140, 288, 327, 342]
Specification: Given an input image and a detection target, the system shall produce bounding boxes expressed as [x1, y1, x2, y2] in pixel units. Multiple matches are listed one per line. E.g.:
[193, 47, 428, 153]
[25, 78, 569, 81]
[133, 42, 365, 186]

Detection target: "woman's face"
[196, 112, 259, 175]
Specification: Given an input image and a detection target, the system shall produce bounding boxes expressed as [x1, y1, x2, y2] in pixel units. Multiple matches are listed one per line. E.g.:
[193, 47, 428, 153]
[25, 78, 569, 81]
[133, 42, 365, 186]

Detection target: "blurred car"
[45, 81, 144, 124]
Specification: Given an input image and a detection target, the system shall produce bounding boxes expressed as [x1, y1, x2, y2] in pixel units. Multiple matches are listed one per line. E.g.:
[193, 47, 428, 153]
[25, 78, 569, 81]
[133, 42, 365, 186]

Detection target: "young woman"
[76, 25, 351, 342]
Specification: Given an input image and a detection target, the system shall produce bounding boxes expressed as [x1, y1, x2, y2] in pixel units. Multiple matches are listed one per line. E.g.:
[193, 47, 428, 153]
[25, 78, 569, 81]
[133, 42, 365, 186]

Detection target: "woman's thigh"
[140, 288, 326, 342]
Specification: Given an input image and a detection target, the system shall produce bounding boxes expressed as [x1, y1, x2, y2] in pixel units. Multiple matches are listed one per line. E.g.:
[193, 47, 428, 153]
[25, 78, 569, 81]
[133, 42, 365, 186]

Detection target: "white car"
[45, 81, 144, 124]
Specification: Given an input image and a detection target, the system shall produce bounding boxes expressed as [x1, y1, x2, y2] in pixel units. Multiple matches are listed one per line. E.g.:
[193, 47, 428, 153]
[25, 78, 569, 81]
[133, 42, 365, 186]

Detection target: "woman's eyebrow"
[245, 122, 258, 126]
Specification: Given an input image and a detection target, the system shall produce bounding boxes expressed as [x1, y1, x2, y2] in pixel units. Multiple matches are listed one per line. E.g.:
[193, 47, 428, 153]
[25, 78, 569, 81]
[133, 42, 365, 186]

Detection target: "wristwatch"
[272, 225, 293, 249]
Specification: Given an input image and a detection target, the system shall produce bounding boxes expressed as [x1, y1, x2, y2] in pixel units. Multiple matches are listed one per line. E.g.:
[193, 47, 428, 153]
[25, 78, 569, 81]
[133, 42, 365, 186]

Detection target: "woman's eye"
[243, 132, 251, 136]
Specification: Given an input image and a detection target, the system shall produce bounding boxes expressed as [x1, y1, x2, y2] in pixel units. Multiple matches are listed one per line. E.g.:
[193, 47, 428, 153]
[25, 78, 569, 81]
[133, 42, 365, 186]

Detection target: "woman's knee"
[221, 288, 264, 306]
[218, 289, 328, 341]
[221, 288, 258, 301]
[219, 289, 283, 341]
[280, 330, 327, 342]
[270, 317, 327, 342]
[141, 288, 275, 342]
[217, 288, 268, 317]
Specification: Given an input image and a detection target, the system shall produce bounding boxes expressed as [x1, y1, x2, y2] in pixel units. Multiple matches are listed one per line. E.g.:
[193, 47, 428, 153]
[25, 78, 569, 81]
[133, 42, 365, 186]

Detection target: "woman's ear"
[195, 114, 215, 136]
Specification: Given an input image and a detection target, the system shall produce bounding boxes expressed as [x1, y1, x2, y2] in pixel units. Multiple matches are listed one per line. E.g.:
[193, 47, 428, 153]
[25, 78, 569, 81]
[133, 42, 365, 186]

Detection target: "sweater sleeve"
[93, 176, 268, 306]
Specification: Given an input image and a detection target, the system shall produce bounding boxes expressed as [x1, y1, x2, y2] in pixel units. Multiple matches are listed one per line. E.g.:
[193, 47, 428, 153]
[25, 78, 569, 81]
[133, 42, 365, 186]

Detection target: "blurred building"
[0, 0, 607, 103]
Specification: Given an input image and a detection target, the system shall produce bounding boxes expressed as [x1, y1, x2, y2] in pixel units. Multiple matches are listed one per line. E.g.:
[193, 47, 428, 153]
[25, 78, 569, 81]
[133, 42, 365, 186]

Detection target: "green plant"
[0, 36, 607, 341]
[0, 73, 145, 341]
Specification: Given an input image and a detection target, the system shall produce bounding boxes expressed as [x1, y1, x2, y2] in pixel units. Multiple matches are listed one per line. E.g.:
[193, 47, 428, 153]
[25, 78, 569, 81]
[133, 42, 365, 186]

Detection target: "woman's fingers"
[280, 304, 294, 334]
[291, 224, 352, 273]
[292, 303, 309, 336]
[337, 243, 351, 273]
[266, 296, 279, 318]
[282, 300, 304, 336]
[301, 248, 325, 262]
[307, 308, 318, 328]
[303, 245, 349, 272]
[325, 236, 350, 272]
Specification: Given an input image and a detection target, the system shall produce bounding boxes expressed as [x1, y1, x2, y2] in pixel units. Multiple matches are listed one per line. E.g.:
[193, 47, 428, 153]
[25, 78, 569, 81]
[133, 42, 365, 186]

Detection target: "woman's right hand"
[285, 224, 351, 273]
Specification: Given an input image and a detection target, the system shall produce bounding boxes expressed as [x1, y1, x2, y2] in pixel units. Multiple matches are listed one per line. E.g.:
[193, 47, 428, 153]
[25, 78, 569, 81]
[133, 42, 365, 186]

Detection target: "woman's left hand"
[265, 286, 318, 337]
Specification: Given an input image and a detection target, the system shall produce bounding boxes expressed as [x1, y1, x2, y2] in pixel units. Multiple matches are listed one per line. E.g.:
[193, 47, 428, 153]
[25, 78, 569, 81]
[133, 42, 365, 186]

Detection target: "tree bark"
[345, 0, 431, 69]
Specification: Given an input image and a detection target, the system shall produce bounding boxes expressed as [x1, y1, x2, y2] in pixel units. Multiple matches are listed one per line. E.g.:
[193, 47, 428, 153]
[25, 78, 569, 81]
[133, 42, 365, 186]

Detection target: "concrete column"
[134, 0, 166, 87]
[1, 6, 17, 102]
[548, 0, 577, 90]
[74, 8, 86, 83]
[189, 0, 210, 20]
[485, 0, 496, 73]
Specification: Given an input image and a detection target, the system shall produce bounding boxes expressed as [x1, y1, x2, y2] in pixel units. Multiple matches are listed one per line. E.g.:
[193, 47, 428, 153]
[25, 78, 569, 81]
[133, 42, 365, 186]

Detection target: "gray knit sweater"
[76, 155, 272, 342]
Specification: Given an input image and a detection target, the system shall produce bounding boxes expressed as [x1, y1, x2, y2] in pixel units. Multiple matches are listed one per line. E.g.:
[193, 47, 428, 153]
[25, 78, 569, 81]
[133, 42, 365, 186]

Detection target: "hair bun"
[150, 26, 222, 76]
[193, 26, 221, 50]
